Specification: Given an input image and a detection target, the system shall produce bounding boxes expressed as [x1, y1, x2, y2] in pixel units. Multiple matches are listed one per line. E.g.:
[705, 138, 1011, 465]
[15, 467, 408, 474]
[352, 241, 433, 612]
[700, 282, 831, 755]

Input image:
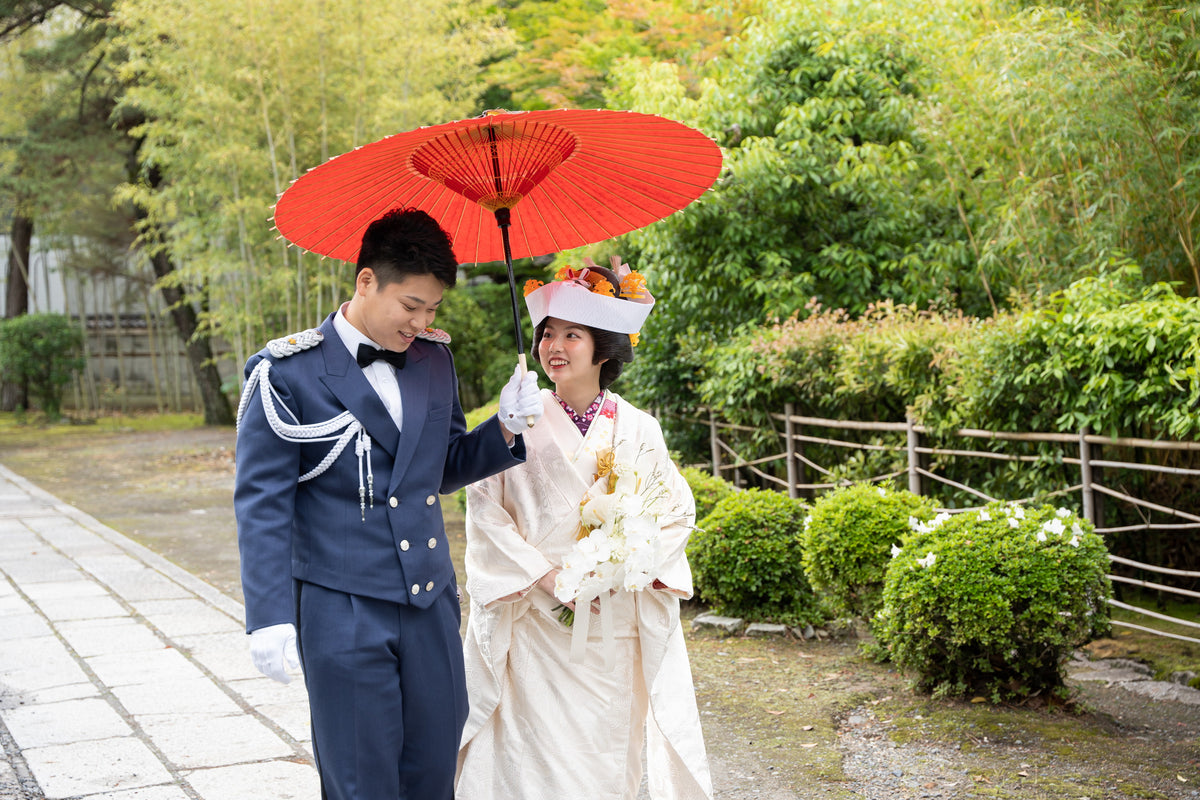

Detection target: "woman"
[456, 258, 713, 800]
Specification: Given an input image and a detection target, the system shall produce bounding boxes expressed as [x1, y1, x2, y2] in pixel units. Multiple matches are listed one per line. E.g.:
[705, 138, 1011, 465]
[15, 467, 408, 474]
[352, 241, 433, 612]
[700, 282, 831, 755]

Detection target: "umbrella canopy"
[273, 109, 722, 266]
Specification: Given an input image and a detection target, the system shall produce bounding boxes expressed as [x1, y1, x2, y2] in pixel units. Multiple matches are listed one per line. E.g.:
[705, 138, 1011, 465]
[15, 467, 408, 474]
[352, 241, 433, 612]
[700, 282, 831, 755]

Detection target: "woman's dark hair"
[530, 266, 635, 391]
[356, 207, 458, 288]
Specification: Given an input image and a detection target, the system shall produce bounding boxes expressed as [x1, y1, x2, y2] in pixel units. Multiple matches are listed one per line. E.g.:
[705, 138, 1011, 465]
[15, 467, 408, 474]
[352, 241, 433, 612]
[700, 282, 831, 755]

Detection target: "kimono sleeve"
[464, 469, 556, 607]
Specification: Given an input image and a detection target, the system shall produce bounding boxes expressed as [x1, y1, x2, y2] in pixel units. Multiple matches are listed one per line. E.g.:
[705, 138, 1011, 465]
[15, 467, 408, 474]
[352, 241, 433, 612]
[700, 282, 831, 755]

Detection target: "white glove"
[498, 365, 542, 435]
[250, 622, 300, 684]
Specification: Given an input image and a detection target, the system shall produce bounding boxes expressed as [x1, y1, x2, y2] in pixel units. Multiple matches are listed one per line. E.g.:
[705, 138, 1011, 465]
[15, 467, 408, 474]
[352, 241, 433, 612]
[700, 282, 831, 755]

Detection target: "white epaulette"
[416, 327, 451, 344]
[266, 328, 324, 357]
[237, 327, 375, 522]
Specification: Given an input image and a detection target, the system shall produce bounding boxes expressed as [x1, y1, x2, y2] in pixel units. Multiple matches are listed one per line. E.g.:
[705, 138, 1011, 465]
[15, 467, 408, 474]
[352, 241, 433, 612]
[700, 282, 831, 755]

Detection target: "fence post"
[709, 408, 721, 480]
[906, 416, 922, 496]
[784, 403, 798, 499]
[1080, 427, 1095, 524]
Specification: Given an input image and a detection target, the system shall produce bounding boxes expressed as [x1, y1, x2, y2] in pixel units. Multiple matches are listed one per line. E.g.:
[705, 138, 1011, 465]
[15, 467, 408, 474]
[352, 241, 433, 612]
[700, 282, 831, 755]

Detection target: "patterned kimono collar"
[552, 391, 616, 436]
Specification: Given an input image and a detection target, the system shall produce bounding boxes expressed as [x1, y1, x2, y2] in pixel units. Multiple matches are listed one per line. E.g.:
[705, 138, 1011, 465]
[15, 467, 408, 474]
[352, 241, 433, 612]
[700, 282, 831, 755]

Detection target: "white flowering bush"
[801, 482, 937, 620]
[874, 502, 1112, 702]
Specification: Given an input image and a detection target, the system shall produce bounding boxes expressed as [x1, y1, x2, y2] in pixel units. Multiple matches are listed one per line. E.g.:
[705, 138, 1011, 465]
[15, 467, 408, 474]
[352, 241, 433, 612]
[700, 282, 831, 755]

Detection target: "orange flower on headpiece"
[523, 279, 544, 297]
[583, 255, 651, 304]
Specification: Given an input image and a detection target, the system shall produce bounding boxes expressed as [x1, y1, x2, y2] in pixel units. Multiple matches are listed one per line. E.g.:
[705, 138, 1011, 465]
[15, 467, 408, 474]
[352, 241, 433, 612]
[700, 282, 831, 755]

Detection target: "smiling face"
[537, 317, 603, 394]
[345, 269, 444, 352]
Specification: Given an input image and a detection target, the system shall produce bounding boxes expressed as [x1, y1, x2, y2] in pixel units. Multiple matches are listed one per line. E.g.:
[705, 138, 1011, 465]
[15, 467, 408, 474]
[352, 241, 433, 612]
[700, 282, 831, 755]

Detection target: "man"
[234, 207, 542, 800]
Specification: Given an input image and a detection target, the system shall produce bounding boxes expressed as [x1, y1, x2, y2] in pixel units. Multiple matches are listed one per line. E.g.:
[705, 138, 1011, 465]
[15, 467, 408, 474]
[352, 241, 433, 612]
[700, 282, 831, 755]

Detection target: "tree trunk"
[2, 210, 32, 411]
[145, 249, 234, 426]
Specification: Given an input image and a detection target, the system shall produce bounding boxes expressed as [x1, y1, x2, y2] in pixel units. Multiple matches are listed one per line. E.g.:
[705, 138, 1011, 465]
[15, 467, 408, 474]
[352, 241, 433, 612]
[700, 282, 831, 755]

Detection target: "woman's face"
[538, 317, 602, 391]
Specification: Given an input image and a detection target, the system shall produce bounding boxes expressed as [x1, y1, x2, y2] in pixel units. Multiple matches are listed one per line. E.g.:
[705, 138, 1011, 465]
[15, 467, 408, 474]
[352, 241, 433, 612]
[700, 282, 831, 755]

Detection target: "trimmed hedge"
[874, 502, 1112, 702]
[688, 488, 819, 625]
[801, 482, 936, 620]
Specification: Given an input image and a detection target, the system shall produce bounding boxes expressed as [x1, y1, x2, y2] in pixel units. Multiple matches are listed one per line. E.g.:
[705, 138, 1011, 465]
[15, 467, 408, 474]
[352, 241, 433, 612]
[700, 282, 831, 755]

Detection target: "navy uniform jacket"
[234, 312, 524, 632]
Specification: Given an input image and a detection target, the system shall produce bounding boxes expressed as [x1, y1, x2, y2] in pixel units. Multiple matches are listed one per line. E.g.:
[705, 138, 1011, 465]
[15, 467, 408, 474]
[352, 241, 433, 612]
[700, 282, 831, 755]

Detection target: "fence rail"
[682, 406, 1200, 644]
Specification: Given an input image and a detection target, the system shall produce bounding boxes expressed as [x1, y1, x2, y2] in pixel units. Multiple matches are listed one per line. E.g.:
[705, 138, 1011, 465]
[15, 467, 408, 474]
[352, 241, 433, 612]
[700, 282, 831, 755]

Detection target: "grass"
[0, 410, 206, 440]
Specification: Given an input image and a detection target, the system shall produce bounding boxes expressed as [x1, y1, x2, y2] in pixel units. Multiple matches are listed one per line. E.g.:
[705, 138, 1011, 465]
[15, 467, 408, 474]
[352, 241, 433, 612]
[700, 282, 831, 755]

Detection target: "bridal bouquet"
[553, 442, 675, 608]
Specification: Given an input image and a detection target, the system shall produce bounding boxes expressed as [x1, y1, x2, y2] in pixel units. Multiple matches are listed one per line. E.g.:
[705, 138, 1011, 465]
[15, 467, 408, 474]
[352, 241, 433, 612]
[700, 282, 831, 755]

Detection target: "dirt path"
[2, 424, 1198, 799]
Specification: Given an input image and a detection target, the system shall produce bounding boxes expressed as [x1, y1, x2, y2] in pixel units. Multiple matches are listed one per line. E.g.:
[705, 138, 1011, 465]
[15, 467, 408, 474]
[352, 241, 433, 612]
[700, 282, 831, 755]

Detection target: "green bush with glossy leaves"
[0, 313, 85, 421]
[688, 488, 819, 625]
[874, 502, 1111, 702]
[801, 482, 936, 620]
[680, 466, 736, 523]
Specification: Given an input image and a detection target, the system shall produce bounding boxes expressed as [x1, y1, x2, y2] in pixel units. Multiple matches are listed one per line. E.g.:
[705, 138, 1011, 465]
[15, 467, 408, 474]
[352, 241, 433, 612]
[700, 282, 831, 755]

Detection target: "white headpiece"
[523, 256, 655, 337]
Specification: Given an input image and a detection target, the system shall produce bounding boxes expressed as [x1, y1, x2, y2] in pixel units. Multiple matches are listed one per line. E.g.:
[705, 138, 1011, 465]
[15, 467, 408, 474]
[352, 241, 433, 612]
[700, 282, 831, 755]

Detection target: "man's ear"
[355, 267, 375, 294]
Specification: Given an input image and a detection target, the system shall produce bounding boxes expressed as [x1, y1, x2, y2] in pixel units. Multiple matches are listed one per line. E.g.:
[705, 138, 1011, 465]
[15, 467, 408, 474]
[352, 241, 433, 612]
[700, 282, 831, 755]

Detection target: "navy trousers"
[297, 581, 467, 800]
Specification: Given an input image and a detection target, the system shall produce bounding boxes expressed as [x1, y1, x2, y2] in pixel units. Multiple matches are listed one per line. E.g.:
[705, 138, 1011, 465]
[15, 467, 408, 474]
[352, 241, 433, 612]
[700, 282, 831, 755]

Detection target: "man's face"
[349, 269, 445, 352]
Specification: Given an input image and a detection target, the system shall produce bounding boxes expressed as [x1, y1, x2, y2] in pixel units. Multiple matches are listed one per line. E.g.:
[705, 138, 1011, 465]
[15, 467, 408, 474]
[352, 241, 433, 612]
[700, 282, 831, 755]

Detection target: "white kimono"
[456, 389, 713, 800]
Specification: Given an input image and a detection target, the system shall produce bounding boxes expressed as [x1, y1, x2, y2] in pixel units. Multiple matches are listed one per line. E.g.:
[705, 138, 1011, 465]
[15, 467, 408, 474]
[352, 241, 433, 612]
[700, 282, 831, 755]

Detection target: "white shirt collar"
[333, 302, 382, 357]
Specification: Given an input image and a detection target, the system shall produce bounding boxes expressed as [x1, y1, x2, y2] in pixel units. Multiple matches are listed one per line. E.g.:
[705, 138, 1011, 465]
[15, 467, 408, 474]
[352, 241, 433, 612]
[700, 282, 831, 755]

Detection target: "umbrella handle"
[518, 353, 535, 428]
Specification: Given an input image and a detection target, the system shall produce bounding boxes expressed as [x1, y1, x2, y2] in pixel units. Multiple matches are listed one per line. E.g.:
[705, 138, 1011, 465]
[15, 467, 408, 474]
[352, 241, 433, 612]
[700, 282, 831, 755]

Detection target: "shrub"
[688, 488, 819, 625]
[874, 502, 1112, 702]
[680, 467, 736, 522]
[0, 313, 85, 420]
[802, 482, 936, 620]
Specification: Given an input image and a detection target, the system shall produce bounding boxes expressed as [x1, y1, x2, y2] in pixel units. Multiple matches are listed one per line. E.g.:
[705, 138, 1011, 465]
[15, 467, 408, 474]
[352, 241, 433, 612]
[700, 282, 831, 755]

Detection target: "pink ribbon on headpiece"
[558, 267, 594, 290]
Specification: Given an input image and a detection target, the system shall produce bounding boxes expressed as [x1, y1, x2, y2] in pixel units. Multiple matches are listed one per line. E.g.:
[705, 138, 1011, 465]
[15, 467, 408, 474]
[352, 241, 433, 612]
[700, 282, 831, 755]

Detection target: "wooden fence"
[681, 405, 1200, 645]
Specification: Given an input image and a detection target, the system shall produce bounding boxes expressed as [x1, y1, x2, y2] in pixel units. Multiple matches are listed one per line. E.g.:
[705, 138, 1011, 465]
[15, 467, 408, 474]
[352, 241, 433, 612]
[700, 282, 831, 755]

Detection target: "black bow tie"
[356, 343, 406, 370]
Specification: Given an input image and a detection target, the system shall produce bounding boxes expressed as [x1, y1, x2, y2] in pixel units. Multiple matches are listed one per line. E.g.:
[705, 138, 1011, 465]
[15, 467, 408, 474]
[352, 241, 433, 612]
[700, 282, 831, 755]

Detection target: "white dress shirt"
[334, 303, 403, 431]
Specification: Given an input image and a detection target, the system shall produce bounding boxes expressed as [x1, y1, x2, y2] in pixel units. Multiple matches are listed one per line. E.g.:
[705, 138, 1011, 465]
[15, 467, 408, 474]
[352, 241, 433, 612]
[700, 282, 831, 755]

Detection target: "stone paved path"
[0, 464, 319, 799]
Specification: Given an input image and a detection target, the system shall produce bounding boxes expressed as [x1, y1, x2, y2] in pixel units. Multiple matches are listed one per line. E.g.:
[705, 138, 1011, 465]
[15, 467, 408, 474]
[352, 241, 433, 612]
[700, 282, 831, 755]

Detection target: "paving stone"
[57, 617, 165, 658]
[87, 647, 202, 688]
[184, 759, 318, 800]
[88, 787, 192, 800]
[1, 554, 83, 584]
[132, 598, 242, 638]
[175, 631, 260, 683]
[22, 737, 173, 798]
[5, 697, 132, 749]
[139, 713, 293, 768]
[0, 635, 74, 672]
[36, 593, 127, 622]
[112, 676, 243, 717]
[0, 612, 52, 642]
[21, 577, 108, 599]
[29, 525, 122, 558]
[102, 569, 193, 602]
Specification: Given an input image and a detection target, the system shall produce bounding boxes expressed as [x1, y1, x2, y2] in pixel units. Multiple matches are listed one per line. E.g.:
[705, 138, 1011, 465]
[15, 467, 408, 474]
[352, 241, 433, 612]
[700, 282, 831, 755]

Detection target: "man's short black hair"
[356, 208, 458, 288]
[530, 266, 635, 391]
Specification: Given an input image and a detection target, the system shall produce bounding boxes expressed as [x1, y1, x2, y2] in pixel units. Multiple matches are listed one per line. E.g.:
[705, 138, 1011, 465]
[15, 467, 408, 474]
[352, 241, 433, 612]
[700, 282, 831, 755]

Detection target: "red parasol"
[273, 109, 722, 361]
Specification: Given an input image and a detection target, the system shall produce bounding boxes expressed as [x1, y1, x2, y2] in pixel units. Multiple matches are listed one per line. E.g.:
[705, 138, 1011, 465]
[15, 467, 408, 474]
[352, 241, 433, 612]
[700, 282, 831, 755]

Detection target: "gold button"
[400, 540, 410, 551]
[425, 495, 436, 506]
[389, 497, 399, 508]
[427, 538, 437, 549]
[411, 584, 419, 595]
[425, 581, 435, 592]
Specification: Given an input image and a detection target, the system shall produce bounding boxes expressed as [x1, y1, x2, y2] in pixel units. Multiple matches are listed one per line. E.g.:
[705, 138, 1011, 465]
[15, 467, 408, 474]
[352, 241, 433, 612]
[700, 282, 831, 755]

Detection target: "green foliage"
[610, 0, 978, 414]
[687, 488, 818, 625]
[701, 300, 970, 428]
[484, 0, 757, 110]
[679, 466, 735, 522]
[929, 5, 1200, 296]
[439, 282, 522, 411]
[931, 263, 1200, 441]
[801, 482, 936, 620]
[0, 313, 85, 420]
[874, 502, 1112, 702]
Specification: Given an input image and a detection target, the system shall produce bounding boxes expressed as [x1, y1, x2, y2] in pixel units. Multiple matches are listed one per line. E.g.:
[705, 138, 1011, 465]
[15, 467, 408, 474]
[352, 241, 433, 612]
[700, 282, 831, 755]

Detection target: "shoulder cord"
[237, 360, 374, 521]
